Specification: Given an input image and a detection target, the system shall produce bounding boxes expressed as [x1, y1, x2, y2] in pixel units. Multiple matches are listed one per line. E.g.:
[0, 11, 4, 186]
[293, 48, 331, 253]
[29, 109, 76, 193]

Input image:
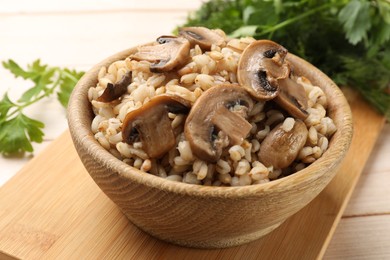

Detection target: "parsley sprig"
[0, 60, 84, 155]
[183, 0, 390, 119]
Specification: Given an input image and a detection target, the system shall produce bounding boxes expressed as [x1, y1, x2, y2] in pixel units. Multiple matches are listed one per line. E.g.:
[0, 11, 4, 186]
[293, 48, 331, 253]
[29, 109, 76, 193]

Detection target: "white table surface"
[1, 1, 389, 259]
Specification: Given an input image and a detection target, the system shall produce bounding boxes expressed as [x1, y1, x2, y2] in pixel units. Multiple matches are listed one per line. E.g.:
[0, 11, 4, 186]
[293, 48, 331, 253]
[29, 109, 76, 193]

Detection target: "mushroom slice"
[275, 77, 309, 120]
[179, 27, 225, 51]
[156, 35, 177, 44]
[185, 84, 254, 163]
[211, 106, 252, 145]
[97, 71, 132, 102]
[130, 37, 190, 73]
[258, 119, 308, 169]
[237, 40, 290, 101]
[122, 95, 191, 158]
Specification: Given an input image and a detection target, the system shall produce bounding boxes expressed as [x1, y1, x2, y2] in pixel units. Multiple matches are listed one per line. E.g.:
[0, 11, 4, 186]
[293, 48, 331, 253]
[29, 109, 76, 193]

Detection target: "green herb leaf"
[243, 6, 256, 25]
[369, 10, 390, 50]
[2, 59, 35, 80]
[0, 93, 15, 121]
[338, 0, 371, 45]
[1, 59, 84, 155]
[0, 113, 44, 155]
[245, 1, 277, 26]
[184, 0, 244, 34]
[57, 69, 84, 108]
[378, 0, 390, 23]
[230, 25, 258, 38]
[18, 68, 56, 103]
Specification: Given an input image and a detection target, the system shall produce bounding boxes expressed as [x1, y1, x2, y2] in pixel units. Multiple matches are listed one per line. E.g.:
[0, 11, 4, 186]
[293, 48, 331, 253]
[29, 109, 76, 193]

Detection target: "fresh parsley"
[182, 0, 390, 119]
[0, 60, 84, 155]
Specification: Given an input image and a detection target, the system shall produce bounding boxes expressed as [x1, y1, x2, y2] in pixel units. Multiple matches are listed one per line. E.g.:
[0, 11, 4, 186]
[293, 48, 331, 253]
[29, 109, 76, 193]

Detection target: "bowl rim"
[68, 45, 353, 199]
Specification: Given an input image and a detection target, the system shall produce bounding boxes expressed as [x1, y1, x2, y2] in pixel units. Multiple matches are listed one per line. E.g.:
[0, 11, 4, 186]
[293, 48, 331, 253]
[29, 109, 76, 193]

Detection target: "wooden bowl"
[67, 46, 353, 248]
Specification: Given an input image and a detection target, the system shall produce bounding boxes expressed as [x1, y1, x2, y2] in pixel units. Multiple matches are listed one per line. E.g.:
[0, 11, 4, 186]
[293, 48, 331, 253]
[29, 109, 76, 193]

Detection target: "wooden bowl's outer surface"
[67, 46, 353, 248]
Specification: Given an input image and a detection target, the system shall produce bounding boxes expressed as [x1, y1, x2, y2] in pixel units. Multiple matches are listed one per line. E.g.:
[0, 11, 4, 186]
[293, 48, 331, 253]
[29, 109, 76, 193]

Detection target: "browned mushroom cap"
[179, 27, 225, 51]
[122, 95, 191, 158]
[275, 76, 309, 120]
[130, 37, 190, 73]
[97, 71, 132, 102]
[237, 40, 290, 100]
[185, 84, 254, 163]
[258, 119, 308, 169]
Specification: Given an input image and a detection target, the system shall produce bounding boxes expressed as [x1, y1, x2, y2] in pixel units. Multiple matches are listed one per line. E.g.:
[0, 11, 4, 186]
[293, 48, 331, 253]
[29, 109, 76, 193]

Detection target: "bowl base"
[135, 221, 283, 249]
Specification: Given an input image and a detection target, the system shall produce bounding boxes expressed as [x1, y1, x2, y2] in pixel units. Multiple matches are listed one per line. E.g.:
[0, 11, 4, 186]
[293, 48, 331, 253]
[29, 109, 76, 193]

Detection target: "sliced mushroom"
[97, 71, 132, 102]
[179, 27, 225, 51]
[156, 35, 177, 44]
[258, 119, 308, 169]
[122, 95, 191, 158]
[237, 40, 290, 100]
[185, 84, 254, 163]
[130, 37, 190, 73]
[275, 76, 309, 120]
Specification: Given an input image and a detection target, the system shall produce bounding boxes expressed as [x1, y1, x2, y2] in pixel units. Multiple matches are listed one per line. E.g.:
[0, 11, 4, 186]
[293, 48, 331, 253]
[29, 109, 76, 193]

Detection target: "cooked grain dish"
[88, 27, 337, 186]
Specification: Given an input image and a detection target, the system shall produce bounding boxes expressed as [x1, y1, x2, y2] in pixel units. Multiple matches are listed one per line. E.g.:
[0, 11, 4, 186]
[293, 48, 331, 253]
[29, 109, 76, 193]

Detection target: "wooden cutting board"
[0, 88, 385, 260]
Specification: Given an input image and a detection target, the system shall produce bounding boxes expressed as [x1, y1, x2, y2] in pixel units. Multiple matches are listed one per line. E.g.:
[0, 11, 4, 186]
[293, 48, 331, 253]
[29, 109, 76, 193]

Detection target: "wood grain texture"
[342, 124, 390, 217]
[66, 47, 353, 248]
[0, 90, 382, 259]
[324, 215, 390, 259]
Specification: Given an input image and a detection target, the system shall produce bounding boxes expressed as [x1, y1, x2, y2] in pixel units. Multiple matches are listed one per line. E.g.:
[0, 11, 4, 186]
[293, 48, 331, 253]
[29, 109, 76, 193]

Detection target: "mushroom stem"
[211, 106, 252, 145]
[185, 84, 254, 163]
[130, 37, 190, 72]
[179, 27, 225, 51]
[274, 75, 309, 120]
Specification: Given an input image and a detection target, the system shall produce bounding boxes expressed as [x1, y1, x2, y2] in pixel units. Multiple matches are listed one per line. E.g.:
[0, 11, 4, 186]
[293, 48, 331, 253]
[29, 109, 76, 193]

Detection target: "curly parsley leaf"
[338, 0, 371, 45]
[19, 68, 56, 103]
[57, 69, 85, 108]
[0, 94, 15, 122]
[0, 113, 44, 155]
[184, 0, 244, 33]
[0, 59, 84, 156]
[230, 25, 258, 38]
[378, 0, 390, 23]
[2, 59, 36, 80]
